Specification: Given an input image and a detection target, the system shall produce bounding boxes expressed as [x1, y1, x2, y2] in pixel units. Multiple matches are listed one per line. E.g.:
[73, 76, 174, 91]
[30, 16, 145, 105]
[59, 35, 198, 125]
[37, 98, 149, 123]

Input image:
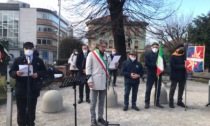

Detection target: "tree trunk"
[108, 0, 127, 64]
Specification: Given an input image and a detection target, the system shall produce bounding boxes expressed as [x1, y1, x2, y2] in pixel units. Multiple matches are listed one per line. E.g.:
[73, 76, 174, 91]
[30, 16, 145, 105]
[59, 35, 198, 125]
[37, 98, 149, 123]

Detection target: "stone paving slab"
[0, 77, 210, 126]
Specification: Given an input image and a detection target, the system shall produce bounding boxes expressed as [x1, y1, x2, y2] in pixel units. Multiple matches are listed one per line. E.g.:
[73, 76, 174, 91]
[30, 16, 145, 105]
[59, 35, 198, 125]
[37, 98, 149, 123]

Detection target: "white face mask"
[25, 50, 33, 56]
[130, 57, 136, 61]
[152, 48, 158, 53]
[112, 52, 116, 55]
[75, 52, 78, 54]
[83, 50, 87, 53]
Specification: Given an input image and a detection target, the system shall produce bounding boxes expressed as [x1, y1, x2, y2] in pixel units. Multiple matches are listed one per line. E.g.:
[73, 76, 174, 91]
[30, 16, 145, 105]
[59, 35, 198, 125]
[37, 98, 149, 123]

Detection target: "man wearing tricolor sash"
[86, 40, 109, 126]
[144, 42, 166, 109]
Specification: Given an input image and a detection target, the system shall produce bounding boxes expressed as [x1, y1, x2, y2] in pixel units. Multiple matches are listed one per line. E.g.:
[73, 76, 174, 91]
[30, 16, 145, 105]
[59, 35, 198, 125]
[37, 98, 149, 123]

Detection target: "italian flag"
[156, 42, 164, 76]
[0, 43, 11, 58]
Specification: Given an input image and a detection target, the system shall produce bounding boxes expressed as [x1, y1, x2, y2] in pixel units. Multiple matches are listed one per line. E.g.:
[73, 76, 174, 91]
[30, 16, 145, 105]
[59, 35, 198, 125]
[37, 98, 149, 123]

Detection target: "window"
[3, 29, 7, 36]
[47, 40, 51, 45]
[37, 12, 68, 29]
[42, 51, 49, 59]
[42, 39, 46, 44]
[0, 29, 2, 36]
[0, 11, 19, 41]
[37, 39, 41, 44]
[135, 41, 138, 49]
[134, 28, 140, 36]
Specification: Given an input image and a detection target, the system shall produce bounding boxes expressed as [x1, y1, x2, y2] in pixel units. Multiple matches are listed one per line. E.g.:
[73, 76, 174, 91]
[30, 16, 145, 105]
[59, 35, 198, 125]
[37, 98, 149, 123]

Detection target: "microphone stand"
[27, 57, 32, 126]
[105, 57, 120, 126]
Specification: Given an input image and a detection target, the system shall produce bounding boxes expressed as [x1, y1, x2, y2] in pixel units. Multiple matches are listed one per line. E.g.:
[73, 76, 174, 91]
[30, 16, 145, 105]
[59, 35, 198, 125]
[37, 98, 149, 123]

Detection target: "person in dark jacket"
[169, 44, 186, 108]
[76, 44, 90, 103]
[108, 48, 119, 86]
[144, 42, 166, 109]
[121, 50, 144, 111]
[9, 42, 46, 126]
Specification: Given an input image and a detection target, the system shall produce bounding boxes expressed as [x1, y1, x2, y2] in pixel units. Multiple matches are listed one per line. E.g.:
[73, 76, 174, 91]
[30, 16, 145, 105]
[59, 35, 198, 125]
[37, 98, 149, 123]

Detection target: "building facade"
[86, 16, 148, 59]
[0, 0, 73, 64]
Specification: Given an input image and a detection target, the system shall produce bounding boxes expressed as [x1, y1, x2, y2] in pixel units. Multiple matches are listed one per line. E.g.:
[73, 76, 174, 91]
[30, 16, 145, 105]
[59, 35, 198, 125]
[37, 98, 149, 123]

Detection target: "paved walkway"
[0, 77, 210, 126]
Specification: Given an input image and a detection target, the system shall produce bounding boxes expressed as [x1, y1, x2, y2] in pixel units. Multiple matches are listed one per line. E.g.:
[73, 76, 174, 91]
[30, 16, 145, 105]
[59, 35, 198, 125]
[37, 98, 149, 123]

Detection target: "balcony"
[37, 32, 57, 40]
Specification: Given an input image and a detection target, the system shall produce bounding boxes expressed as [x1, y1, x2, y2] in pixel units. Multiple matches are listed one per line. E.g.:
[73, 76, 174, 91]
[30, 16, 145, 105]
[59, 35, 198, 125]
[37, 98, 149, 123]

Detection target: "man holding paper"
[108, 48, 120, 86]
[9, 42, 46, 126]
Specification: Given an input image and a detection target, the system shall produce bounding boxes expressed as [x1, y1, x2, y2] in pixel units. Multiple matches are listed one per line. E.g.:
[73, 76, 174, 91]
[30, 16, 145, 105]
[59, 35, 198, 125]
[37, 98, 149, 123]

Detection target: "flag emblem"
[186, 46, 205, 72]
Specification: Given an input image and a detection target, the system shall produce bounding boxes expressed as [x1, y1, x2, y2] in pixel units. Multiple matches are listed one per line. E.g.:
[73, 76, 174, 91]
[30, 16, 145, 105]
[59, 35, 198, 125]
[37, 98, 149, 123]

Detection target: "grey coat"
[86, 51, 109, 90]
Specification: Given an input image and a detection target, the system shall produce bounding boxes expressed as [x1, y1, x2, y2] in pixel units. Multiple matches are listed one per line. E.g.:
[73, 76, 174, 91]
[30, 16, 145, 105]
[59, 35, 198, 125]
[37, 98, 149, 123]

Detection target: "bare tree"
[64, 0, 181, 62]
[148, 13, 193, 53]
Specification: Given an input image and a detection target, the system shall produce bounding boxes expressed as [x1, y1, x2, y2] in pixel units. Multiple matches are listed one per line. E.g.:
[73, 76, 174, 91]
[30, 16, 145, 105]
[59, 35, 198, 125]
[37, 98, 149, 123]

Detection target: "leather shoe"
[177, 102, 186, 108]
[91, 119, 97, 126]
[123, 106, 128, 111]
[131, 106, 140, 111]
[169, 103, 174, 108]
[78, 99, 83, 104]
[145, 104, 150, 109]
[155, 103, 164, 108]
[86, 99, 90, 103]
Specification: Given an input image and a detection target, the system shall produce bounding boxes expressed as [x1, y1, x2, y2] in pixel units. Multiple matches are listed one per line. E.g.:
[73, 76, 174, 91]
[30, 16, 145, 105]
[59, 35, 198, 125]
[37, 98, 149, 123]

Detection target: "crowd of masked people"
[9, 41, 187, 126]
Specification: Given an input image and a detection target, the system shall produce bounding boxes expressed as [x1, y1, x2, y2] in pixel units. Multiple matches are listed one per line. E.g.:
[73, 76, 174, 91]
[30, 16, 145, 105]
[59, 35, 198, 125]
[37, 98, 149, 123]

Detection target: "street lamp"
[57, 0, 61, 61]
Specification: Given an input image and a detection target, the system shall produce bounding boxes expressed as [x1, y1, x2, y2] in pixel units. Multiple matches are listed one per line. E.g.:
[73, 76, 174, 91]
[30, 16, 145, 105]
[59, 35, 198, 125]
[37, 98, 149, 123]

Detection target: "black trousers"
[145, 75, 162, 105]
[110, 69, 117, 85]
[16, 97, 38, 126]
[70, 70, 78, 77]
[169, 79, 186, 103]
[124, 83, 139, 107]
[79, 82, 90, 100]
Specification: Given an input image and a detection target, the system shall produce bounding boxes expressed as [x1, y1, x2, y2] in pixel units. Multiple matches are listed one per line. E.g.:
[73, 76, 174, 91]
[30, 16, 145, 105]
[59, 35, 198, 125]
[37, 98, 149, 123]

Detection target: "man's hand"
[88, 82, 94, 88]
[31, 73, 38, 78]
[131, 73, 140, 79]
[131, 73, 136, 79]
[133, 74, 140, 79]
[16, 71, 24, 76]
[115, 62, 119, 68]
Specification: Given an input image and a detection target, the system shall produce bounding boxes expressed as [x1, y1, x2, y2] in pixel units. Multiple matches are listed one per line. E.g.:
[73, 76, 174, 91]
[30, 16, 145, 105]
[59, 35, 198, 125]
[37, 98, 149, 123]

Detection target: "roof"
[86, 15, 148, 27]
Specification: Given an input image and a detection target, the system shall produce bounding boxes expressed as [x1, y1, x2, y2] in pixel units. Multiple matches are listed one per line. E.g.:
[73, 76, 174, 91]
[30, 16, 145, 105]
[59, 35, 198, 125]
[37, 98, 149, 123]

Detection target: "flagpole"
[155, 41, 164, 107]
[155, 76, 159, 106]
[185, 33, 189, 111]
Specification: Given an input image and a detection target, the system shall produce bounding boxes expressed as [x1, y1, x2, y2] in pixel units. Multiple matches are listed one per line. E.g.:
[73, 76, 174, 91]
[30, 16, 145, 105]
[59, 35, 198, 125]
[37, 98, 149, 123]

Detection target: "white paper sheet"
[18, 65, 33, 76]
[109, 55, 121, 69]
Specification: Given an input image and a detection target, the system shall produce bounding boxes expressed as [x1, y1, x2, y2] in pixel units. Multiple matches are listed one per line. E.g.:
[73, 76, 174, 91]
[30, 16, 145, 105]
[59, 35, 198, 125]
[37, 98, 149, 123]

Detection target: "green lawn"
[0, 75, 15, 100]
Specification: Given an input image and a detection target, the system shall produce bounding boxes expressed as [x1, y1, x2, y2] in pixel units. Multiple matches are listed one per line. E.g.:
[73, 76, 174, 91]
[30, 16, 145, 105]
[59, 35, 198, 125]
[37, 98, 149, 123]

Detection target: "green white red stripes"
[0, 43, 11, 58]
[156, 43, 164, 76]
[92, 49, 109, 76]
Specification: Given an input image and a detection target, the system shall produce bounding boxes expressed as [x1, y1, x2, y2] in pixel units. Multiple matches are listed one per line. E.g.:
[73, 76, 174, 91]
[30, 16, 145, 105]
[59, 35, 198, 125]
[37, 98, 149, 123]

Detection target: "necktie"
[27, 56, 31, 64]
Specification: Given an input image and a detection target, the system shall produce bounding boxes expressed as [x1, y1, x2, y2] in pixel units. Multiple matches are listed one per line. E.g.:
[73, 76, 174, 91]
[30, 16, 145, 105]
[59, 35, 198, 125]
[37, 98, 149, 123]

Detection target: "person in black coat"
[144, 42, 166, 109]
[169, 44, 186, 108]
[121, 50, 144, 111]
[9, 42, 46, 126]
[76, 44, 90, 104]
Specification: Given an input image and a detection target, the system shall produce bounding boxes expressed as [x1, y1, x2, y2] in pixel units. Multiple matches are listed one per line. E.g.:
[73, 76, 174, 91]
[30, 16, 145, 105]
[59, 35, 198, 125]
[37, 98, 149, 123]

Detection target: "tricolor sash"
[92, 49, 109, 76]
